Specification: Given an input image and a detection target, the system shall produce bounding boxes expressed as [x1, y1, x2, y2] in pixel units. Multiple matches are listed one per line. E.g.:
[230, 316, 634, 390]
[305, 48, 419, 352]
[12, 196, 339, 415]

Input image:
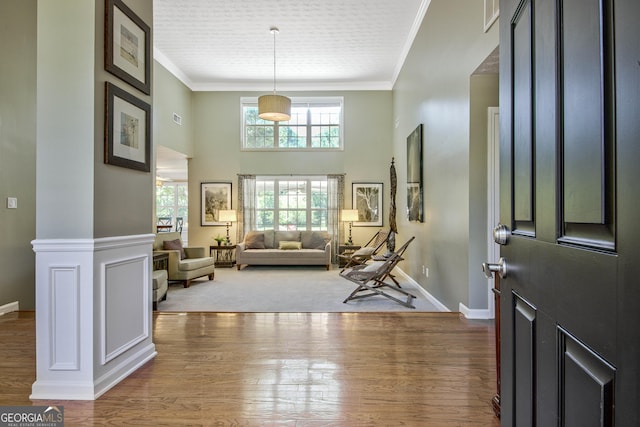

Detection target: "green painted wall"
[186, 91, 393, 249]
[392, 0, 499, 310]
[93, 0, 154, 238]
[153, 62, 194, 158]
[0, 0, 37, 309]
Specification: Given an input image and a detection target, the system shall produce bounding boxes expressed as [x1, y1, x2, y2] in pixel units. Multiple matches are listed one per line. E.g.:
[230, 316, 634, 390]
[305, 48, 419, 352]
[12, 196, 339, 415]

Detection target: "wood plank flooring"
[0, 311, 500, 426]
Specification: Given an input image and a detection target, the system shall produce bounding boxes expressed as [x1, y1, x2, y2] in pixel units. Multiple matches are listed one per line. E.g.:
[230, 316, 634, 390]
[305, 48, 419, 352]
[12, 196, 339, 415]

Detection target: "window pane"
[257, 181, 275, 209]
[283, 107, 308, 125]
[279, 125, 307, 148]
[310, 105, 340, 125]
[256, 210, 274, 230]
[311, 125, 340, 148]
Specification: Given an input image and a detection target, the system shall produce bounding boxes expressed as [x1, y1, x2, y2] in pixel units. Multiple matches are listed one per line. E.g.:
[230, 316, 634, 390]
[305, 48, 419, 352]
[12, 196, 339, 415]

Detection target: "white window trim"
[240, 96, 344, 152]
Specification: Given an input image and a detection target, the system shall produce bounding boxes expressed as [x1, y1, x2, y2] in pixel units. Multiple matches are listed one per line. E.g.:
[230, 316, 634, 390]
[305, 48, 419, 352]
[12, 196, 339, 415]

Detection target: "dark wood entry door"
[498, 0, 639, 425]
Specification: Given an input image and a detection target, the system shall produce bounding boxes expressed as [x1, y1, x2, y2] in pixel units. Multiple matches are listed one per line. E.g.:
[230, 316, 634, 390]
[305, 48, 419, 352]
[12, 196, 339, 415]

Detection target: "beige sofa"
[153, 232, 215, 287]
[236, 230, 331, 270]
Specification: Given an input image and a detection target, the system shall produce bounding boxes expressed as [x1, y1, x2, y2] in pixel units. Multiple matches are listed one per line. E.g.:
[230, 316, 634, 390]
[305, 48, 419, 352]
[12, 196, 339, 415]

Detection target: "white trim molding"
[0, 301, 19, 316]
[395, 268, 450, 312]
[459, 302, 494, 320]
[30, 234, 157, 400]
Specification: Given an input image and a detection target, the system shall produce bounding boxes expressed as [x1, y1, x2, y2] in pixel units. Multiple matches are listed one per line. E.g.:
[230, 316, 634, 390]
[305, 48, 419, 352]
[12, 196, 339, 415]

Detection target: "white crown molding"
[391, 0, 432, 87]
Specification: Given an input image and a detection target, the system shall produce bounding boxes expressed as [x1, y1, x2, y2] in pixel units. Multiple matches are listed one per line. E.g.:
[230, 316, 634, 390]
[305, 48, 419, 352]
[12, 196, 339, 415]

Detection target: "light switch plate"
[7, 197, 17, 209]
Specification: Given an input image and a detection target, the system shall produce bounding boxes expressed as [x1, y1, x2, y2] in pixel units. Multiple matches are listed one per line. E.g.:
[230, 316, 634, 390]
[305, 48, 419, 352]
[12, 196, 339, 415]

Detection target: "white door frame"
[486, 107, 500, 318]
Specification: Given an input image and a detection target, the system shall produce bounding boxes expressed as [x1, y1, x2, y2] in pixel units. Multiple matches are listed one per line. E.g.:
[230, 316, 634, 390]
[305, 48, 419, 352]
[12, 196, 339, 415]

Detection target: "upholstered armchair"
[153, 232, 215, 288]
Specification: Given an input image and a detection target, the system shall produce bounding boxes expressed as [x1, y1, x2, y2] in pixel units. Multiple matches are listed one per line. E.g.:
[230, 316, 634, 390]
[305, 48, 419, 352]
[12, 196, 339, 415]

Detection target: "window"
[156, 182, 188, 229]
[255, 177, 328, 231]
[242, 97, 343, 150]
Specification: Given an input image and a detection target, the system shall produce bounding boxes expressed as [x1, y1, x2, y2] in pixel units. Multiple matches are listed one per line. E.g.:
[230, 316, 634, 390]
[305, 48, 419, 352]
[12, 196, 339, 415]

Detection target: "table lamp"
[218, 209, 237, 244]
[341, 209, 359, 245]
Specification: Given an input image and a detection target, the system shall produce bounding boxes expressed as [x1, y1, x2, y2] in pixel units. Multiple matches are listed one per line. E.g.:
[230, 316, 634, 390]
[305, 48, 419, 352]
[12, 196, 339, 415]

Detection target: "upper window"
[241, 97, 343, 150]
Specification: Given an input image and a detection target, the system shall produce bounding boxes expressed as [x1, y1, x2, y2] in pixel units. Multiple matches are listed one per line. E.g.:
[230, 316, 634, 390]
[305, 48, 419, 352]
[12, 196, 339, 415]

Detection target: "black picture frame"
[104, 82, 151, 172]
[105, 0, 151, 95]
[201, 182, 232, 226]
[407, 124, 424, 222]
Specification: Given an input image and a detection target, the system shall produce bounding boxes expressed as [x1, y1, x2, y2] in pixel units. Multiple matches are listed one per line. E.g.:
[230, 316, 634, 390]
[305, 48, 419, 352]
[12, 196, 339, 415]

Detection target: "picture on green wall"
[406, 124, 423, 222]
[104, 82, 151, 172]
[201, 182, 232, 226]
[105, 0, 151, 95]
[352, 182, 383, 226]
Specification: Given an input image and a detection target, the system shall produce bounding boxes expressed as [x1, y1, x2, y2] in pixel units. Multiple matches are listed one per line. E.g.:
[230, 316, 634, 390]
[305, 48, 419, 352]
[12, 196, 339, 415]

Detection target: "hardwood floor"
[0, 311, 500, 426]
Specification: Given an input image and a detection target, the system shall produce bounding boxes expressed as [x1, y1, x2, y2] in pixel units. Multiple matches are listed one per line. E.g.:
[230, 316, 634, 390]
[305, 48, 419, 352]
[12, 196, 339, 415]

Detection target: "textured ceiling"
[153, 0, 428, 91]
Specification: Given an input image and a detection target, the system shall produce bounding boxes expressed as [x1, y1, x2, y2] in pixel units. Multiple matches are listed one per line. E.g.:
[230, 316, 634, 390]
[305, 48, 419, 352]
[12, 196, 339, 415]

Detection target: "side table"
[338, 244, 361, 268]
[210, 244, 236, 268]
[152, 252, 169, 271]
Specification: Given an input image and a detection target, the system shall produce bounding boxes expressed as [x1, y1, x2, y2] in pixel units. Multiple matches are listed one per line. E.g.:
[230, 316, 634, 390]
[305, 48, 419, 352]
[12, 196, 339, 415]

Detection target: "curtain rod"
[237, 173, 346, 177]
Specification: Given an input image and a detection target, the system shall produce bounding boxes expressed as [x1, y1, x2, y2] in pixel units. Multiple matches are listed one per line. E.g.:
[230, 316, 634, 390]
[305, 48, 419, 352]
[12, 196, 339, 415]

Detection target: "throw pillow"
[278, 241, 302, 250]
[301, 231, 330, 249]
[163, 238, 186, 259]
[263, 229, 275, 249]
[362, 261, 386, 272]
[275, 231, 300, 247]
[244, 231, 266, 249]
[352, 247, 376, 257]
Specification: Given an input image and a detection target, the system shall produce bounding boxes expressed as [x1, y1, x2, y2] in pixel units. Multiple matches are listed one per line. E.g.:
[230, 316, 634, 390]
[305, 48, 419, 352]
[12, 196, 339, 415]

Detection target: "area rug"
[157, 265, 442, 312]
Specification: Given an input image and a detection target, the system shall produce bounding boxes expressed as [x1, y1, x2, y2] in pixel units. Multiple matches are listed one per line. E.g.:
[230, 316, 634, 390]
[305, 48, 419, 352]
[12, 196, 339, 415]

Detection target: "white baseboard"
[396, 268, 450, 312]
[459, 303, 494, 319]
[0, 301, 19, 316]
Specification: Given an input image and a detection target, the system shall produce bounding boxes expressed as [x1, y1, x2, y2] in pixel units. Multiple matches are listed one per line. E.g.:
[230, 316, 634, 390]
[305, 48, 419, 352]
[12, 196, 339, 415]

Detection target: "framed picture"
[201, 182, 232, 226]
[407, 124, 424, 222]
[105, 0, 151, 95]
[104, 82, 151, 172]
[352, 182, 383, 227]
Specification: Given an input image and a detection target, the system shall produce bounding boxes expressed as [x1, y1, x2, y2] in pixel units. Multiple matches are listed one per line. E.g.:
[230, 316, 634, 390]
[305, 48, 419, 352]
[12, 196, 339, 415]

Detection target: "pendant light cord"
[271, 27, 279, 94]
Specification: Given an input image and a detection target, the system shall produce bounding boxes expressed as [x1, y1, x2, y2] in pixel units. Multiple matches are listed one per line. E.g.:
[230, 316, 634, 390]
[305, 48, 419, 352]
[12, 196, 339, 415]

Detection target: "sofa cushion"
[263, 229, 275, 248]
[244, 231, 266, 249]
[163, 239, 186, 259]
[278, 240, 302, 250]
[178, 257, 215, 271]
[274, 231, 300, 247]
[301, 231, 330, 249]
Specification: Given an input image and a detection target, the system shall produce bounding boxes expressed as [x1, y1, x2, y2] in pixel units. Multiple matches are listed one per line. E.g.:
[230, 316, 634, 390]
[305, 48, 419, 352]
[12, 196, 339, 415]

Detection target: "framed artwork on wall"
[105, 0, 151, 95]
[201, 182, 232, 226]
[104, 82, 151, 172]
[352, 182, 383, 227]
[407, 124, 424, 222]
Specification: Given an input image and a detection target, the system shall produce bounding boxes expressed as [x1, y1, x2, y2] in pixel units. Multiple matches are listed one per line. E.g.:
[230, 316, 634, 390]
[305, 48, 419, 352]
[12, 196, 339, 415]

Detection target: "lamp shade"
[218, 209, 237, 223]
[341, 209, 359, 222]
[258, 94, 291, 121]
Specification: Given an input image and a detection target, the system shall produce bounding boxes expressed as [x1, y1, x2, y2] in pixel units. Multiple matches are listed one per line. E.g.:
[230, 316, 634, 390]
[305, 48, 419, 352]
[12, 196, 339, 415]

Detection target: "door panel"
[560, 0, 615, 247]
[499, 0, 639, 425]
[513, 294, 536, 427]
[559, 327, 616, 427]
[512, 2, 534, 231]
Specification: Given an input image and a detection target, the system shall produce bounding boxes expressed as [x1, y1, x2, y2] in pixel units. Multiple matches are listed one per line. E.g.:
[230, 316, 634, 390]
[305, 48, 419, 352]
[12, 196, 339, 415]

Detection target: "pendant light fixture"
[258, 27, 291, 122]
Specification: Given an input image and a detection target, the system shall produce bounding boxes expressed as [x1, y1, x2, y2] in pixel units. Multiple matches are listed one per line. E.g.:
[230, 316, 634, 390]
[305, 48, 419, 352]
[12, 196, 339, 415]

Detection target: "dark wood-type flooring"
[1, 311, 500, 426]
